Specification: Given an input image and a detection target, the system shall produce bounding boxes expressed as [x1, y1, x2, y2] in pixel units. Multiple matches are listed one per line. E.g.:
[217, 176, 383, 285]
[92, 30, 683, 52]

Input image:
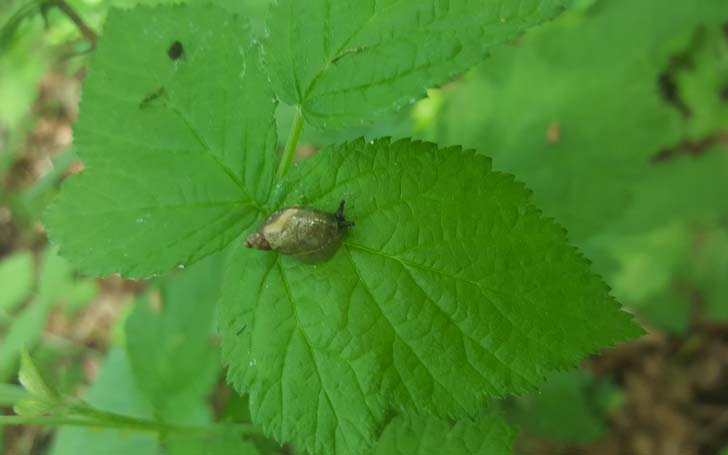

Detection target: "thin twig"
[45, 0, 97, 50]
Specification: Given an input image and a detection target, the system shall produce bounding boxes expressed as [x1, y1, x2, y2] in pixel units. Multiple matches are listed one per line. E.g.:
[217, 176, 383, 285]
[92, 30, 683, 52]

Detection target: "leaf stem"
[0, 412, 256, 436]
[0, 415, 168, 433]
[45, 0, 97, 50]
[277, 107, 304, 180]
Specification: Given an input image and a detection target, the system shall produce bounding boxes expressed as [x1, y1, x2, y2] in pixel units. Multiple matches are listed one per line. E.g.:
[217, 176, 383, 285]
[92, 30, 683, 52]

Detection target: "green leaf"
[12, 397, 59, 417]
[44, 4, 277, 278]
[686, 227, 728, 321]
[0, 2, 49, 132]
[0, 383, 29, 406]
[62, 280, 99, 315]
[219, 139, 641, 455]
[677, 27, 728, 139]
[371, 413, 514, 454]
[604, 224, 690, 304]
[430, 0, 728, 244]
[17, 351, 57, 400]
[0, 251, 34, 314]
[125, 256, 222, 419]
[637, 289, 690, 334]
[37, 248, 74, 308]
[0, 303, 49, 381]
[265, 0, 566, 129]
[509, 370, 616, 444]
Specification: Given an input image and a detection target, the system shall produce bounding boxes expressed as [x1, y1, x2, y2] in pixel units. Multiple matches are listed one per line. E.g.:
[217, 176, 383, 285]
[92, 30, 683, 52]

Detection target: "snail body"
[245, 200, 354, 262]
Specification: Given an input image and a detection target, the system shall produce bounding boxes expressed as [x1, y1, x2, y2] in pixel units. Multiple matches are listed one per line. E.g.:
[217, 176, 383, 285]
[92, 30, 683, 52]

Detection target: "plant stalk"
[0, 408, 256, 436]
[46, 0, 97, 49]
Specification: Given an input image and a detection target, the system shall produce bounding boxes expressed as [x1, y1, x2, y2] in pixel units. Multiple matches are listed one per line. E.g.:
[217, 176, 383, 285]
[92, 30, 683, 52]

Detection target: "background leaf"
[428, 0, 728, 244]
[0, 383, 29, 406]
[44, 4, 277, 278]
[509, 370, 619, 444]
[422, 0, 728, 328]
[0, 251, 34, 314]
[219, 138, 641, 455]
[52, 257, 259, 454]
[125, 255, 222, 420]
[0, 302, 48, 381]
[265, 0, 567, 129]
[50, 349, 158, 455]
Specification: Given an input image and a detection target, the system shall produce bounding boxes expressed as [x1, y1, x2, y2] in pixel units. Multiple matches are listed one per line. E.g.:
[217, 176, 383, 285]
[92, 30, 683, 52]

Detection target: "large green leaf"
[219, 138, 641, 455]
[44, 4, 277, 278]
[265, 0, 566, 129]
[372, 413, 514, 454]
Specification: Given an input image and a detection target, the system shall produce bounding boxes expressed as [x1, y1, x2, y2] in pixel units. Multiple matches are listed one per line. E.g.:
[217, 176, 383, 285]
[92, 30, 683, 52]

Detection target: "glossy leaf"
[44, 5, 277, 278]
[265, 0, 566, 129]
[219, 139, 641, 455]
[372, 413, 514, 455]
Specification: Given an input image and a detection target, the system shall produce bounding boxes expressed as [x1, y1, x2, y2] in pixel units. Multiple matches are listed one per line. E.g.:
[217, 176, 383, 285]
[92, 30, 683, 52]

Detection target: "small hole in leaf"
[168, 40, 183, 60]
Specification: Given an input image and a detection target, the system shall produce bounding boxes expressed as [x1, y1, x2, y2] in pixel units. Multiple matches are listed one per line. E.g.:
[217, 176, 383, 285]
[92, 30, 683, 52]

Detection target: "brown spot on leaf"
[546, 121, 561, 144]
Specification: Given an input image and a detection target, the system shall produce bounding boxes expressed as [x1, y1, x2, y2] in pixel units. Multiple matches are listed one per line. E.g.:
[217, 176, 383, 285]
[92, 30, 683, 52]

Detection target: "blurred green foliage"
[0, 0, 727, 452]
[418, 0, 728, 334]
[509, 370, 621, 445]
[50, 256, 261, 455]
[0, 248, 98, 382]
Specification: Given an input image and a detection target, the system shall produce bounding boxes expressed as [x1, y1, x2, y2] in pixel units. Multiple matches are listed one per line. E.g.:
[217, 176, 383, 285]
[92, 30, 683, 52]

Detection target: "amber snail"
[245, 200, 354, 262]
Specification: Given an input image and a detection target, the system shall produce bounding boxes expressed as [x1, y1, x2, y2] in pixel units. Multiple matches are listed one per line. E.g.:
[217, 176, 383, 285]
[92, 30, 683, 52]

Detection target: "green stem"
[0, 408, 255, 436]
[0, 415, 168, 433]
[277, 107, 305, 180]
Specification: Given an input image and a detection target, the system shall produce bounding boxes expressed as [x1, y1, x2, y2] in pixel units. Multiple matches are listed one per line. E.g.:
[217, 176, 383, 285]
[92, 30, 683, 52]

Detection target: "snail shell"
[245, 200, 354, 262]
